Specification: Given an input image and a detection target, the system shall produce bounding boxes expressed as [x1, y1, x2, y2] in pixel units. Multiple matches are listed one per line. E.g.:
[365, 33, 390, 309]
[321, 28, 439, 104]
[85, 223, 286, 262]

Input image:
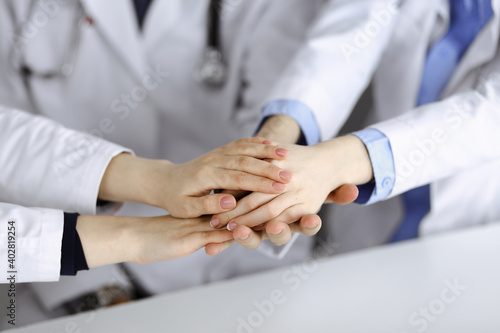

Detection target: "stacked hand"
[77, 215, 235, 268]
[82, 119, 374, 268]
[208, 135, 372, 251]
[80, 137, 293, 267]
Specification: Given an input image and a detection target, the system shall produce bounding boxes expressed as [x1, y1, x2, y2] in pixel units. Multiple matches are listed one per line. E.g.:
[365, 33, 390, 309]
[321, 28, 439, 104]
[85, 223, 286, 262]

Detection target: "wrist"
[139, 159, 175, 209]
[315, 136, 373, 187]
[124, 216, 168, 265]
[256, 115, 302, 144]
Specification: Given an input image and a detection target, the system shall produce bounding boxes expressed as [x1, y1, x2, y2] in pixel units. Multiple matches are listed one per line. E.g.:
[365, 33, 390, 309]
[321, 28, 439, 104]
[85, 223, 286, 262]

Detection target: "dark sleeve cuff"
[61, 213, 89, 276]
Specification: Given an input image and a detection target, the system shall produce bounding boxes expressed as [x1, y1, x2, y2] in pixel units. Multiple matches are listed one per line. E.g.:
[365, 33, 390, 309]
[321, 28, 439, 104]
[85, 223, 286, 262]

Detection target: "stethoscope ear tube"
[9, 0, 85, 80]
[13, 0, 227, 87]
[197, 0, 227, 87]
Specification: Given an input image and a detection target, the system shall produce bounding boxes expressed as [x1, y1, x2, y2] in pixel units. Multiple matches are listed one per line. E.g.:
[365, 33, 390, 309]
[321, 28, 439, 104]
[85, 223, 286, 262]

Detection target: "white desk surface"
[6, 224, 500, 333]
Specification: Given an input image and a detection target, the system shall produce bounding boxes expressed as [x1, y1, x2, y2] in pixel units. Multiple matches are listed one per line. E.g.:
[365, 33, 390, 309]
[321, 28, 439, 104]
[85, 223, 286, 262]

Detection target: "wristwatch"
[63, 284, 136, 313]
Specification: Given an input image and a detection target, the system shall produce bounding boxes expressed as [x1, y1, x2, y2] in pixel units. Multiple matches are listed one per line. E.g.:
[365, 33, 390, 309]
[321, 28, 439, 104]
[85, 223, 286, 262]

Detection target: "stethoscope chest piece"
[197, 47, 227, 87]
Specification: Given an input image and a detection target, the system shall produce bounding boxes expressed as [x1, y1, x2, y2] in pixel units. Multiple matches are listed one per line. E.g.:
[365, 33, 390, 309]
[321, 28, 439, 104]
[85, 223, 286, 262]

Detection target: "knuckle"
[274, 236, 291, 247]
[240, 239, 260, 249]
[233, 173, 246, 185]
[264, 204, 278, 217]
[236, 143, 250, 155]
[217, 172, 230, 186]
[266, 145, 275, 155]
[198, 232, 212, 243]
[245, 196, 261, 211]
[268, 164, 280, 177]
[196, 165, 211, 179]
[224, 157, 237, 170]
[176, 203, 190, 217]
[218, 212, 231, 223]
[202, 198, 214, 213]
[237, 156, 250, 168]
[203, 154, 216, 164]
[236, 138, 246, 145]
[284, 210, 301, 224]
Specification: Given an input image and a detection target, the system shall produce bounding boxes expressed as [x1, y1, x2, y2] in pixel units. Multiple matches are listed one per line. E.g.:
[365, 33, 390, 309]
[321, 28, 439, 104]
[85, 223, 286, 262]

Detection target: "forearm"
[76, 215, 139, 268]
[98, 153, 169, 208]
[77, 214, 234, 268]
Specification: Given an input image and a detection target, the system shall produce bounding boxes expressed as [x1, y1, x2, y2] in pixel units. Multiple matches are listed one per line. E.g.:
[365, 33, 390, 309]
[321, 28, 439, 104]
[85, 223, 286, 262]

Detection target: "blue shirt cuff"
[352, 129, 396, 205]
[259, 100, 321, 146]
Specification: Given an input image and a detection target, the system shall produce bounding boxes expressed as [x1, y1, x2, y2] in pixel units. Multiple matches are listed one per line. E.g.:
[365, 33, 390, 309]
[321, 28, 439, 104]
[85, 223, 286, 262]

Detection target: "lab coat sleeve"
[264, 0, 400, 141]
[0, 203, 63, 282]
[0, 107, 132, 215]
[371, 67, 500, 198]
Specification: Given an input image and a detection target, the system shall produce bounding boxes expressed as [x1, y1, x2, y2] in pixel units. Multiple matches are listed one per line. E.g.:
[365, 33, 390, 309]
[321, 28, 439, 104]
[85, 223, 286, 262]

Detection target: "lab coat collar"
[79, 0, 147, 81]
[442, 0, 500, 96]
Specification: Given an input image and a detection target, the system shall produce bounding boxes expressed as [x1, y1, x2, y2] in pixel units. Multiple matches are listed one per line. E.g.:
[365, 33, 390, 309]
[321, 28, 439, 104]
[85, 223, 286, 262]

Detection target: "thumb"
[205, 240, 235, 256]
[189, 194, 237, 217]
[325, 184, 359, 205]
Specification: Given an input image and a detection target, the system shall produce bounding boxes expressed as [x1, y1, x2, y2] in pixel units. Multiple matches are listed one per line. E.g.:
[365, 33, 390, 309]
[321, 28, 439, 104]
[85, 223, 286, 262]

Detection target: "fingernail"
[272, 182, 286, 191]
[271, 228, 283, 235]
[279, 171, 293, 181]
[220, 196, 235, 210]
[238, 233, 250, 241]
[210, 218, 220, 228]
[263, 139, 273, 145]
[275, 148, 288, 158]
[227, 222, 237, 231]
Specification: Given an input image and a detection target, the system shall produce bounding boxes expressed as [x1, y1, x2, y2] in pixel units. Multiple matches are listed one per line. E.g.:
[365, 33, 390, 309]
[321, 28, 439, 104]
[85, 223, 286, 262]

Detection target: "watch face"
[97, 285, 133, 306]
[63, 285, 134, 314]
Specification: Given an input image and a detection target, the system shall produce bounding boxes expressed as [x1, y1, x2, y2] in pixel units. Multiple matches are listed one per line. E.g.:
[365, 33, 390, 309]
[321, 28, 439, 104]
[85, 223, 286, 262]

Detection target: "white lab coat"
[268, 0, 500, 253]
[0, 108, 127, 283]
[0, 0, 323, 320]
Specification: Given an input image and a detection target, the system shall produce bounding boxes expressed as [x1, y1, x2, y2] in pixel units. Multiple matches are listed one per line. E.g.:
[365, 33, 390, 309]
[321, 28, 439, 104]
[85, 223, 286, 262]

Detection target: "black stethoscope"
[196, 0, 227, 87]
[9, 0, 227, 87]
